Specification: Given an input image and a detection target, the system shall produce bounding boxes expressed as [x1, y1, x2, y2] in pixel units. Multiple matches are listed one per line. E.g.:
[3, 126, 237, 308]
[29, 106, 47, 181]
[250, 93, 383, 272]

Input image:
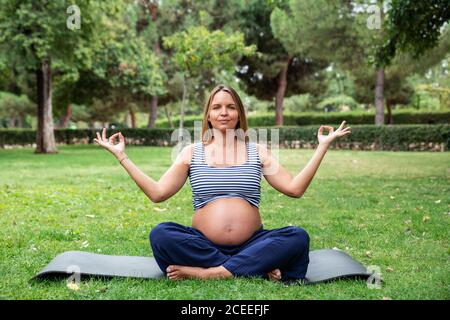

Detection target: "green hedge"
[1, 124, 449, 151]
[155, 110, 450, 128]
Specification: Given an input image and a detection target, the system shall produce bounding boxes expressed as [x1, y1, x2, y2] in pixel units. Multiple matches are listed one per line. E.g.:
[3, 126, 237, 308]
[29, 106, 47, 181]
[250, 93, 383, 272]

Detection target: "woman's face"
[207, 90, 240, 133]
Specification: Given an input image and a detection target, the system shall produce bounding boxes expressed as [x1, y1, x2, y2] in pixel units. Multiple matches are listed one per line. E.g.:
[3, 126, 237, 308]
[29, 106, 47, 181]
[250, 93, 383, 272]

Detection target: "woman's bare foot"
[267, 269, 281, 281]
[166, 265, 233, 280]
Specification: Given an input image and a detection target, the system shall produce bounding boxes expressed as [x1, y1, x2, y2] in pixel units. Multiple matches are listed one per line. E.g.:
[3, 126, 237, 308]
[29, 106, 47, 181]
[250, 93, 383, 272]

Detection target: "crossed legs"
[150, 222, 310, 282]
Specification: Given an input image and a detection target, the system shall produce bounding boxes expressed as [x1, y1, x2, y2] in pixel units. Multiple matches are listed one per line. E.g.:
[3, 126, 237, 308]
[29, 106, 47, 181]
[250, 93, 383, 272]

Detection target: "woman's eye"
[211, 105, 235, 110]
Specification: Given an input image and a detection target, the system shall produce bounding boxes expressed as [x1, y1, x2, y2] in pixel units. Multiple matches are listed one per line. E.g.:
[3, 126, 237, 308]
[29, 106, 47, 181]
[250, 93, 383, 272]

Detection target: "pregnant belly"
[192, 197, 262, 245]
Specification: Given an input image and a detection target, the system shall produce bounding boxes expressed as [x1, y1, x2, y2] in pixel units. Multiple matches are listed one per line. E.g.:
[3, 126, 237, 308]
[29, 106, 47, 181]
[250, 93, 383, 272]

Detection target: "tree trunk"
[35, 59, 57, 154]
[59, 104, 73, 128]
[124, 113, 131, 128]
[144, 0, 160, 129]
[8, 117, 16, 128]
[374, 68, 385, 125]
[179, 75, 187, 130]
[163, 105, 173, 128]
[375, 0, 385, 126]
[275, 57, 291, 126]
[386, 98, 393, 125]
[147, 96, 158, 128]
[130, 109, 136, 128]
[17, 116, 24, 128]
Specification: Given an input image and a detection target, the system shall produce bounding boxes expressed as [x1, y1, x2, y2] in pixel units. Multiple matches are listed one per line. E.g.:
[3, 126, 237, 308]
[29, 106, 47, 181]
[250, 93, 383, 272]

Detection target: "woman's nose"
[219, 106, 228, 115]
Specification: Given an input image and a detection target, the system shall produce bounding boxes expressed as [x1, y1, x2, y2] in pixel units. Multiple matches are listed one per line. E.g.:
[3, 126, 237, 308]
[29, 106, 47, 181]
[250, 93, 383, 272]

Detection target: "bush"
[244, 96, 272, 113]
[0, 92, 35, 127]
[283, 94, 314, 113]
[155, 109, 450, 128]
[1, 124, 448, 151]
[317, 94, 360, 112]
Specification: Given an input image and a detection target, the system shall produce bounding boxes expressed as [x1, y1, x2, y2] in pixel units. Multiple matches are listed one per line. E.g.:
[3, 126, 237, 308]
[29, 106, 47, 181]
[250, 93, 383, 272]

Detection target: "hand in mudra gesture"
[317, 121, 351, 146]
[93, 128, 125, 157]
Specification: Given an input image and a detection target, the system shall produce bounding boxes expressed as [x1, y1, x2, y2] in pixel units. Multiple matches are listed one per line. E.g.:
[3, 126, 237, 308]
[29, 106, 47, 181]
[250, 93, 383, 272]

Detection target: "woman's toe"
[168, 273, 177, 280]
[268, 269, 281, 280]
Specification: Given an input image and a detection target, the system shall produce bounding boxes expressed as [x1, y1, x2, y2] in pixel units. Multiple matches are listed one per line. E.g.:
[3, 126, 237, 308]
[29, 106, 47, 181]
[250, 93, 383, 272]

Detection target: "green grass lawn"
[0, 145, 449, 299]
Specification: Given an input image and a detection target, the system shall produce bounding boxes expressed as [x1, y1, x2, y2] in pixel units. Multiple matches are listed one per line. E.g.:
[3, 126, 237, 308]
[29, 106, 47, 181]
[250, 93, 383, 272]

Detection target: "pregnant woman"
[94, 84, 351, 283]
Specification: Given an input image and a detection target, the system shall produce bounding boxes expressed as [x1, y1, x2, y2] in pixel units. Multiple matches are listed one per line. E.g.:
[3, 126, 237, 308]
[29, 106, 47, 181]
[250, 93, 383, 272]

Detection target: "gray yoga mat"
[33, 249, 372, 284]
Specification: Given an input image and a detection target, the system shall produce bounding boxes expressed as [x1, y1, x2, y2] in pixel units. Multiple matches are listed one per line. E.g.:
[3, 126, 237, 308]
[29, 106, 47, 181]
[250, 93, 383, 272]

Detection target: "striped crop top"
[188, 141, 262, 211]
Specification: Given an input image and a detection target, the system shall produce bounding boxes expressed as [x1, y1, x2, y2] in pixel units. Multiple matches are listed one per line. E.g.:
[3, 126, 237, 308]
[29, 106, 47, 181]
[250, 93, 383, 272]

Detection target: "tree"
[138, 0, 163, 128]
[133, 0, 244, 128]
[48, 3, 165, 130]
[369, 0, 450, 124]
[376, 0, 450, 66]
[163, 25, 256, 129]
[270, 0, 354, 124]
[91, 11, 166, 128]
[0, 91, 35, 127]
[0, 0, 125, 153]
[343, 1, 450, 123]
[234, 0, 328, 125]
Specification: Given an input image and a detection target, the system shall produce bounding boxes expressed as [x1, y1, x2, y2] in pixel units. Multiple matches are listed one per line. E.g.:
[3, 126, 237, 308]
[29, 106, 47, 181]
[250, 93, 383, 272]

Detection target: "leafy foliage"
[377, 0, 450, 66]
[163, 25, 256, 78]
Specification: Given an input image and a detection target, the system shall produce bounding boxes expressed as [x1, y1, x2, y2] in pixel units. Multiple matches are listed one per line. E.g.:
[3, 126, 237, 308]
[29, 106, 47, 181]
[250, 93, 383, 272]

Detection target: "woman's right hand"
[93, 128, 126, 157]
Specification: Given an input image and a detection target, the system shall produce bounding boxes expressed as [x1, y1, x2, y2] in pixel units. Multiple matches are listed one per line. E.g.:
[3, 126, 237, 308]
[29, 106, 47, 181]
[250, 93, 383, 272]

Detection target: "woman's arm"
[258, 121, 351, 197]
[94, 128, 193, 203]
[115, 153, 162, 202]
[290, 143, 329, 197]
[115, 147, 191, 203]
[258, 143, 327, 197]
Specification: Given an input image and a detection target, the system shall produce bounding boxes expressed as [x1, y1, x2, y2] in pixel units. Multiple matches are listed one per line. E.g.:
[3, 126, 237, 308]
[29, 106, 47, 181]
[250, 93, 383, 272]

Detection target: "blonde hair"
[201, 84, 249, 144]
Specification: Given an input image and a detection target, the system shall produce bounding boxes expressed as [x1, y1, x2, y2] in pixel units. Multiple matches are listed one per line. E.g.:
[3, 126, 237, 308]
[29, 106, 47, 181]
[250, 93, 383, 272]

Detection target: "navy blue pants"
[149, 222, 310, 281]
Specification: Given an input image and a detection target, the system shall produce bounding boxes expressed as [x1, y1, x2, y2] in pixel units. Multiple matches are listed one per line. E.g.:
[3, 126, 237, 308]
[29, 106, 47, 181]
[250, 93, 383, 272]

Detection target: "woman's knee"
[149, 222, 176, 245]
[288, 226, 310, 249]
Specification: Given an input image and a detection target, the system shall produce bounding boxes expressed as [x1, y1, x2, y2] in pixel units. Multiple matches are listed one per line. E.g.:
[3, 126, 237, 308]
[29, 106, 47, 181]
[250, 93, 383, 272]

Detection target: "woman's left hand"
[317, 121, 351, 146]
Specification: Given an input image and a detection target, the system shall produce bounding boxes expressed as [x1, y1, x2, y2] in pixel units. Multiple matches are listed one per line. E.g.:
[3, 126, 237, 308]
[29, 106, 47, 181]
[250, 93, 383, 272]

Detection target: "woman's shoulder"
[253, 142, 267, 153]
[253, 142, 270, 165]
[176, 143, 197, 166]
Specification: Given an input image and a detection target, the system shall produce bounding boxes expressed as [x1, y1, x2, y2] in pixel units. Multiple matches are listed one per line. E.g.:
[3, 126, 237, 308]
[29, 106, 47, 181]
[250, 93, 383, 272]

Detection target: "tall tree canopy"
[269, 0, 353, 124]
[0, 0, 125, 153]
[163, 25, 256, 129]
[377, 0, 450, 66]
